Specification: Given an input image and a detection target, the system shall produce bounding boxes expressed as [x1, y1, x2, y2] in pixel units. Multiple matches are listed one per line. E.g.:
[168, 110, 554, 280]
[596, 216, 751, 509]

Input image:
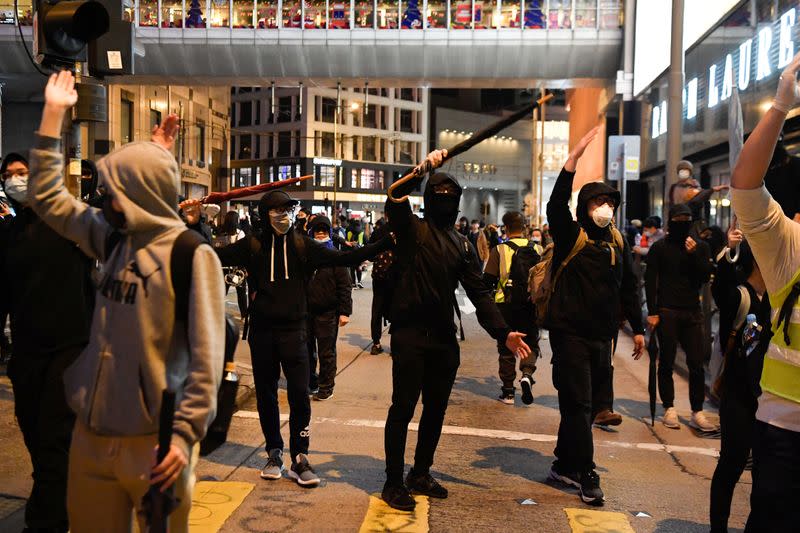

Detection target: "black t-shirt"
[765, 155, 800, 219]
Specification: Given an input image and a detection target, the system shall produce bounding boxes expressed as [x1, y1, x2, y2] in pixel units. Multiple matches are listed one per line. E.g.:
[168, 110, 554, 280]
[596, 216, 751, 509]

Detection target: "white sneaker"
[690, 410, 719, 432]
[662, 407, 680, 429]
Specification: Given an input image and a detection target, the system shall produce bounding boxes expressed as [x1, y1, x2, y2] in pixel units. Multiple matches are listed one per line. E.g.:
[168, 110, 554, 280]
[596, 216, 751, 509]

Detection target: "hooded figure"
[424, 172, 463, 229]
[80, 158, 99, 202]
[575, 181, 621, 240]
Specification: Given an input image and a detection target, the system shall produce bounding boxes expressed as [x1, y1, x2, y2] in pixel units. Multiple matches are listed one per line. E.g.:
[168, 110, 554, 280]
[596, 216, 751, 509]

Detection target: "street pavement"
[0, 273, 749, 532]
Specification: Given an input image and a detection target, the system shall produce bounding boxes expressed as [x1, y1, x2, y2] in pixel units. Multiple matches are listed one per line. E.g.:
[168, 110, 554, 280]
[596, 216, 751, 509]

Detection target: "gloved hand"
[773, 51, 800, 113]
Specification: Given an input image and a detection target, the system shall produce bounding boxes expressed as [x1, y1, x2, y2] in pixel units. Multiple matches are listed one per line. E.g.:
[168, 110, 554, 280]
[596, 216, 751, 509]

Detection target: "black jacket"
[307, 263, 352, 316]
[546, 168, 644, 340]
[0, 206, 94, 355]
[217, 226, 387, 327]
[645, 234, 713, 312]
[188, 220, 213, 244]
[385, 181, 510, 341]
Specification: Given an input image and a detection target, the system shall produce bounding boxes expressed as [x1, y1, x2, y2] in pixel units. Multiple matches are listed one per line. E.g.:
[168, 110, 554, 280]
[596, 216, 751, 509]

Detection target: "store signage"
[313, 157, 342, 167]
[651, 7, 796, 139]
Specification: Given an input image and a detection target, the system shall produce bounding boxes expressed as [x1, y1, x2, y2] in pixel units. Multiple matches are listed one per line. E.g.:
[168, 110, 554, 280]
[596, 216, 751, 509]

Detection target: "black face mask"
[295, 217, 307, 231]
[102, 194, 127, 230]
[668, 220, 692, 242]
[427, 195, 460, 228]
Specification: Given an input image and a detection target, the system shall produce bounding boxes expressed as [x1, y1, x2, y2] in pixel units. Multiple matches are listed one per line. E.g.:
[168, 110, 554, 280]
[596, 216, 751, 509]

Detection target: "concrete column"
[567, 88, 606, 193]
[665, 0, 684, 219]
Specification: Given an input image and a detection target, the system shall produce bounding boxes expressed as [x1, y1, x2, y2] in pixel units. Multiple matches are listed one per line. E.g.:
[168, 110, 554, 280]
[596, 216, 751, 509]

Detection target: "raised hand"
[565, 125, 600, 172]
[152, 113, 180, 152]
[774, 51, 800, 112]
[44, 70, 78, 110]
[420, 148, 448, 174]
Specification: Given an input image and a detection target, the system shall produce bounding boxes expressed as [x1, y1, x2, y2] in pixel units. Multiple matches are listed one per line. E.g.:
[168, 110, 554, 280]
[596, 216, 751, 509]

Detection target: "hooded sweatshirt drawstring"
[270, 235, 290, 283]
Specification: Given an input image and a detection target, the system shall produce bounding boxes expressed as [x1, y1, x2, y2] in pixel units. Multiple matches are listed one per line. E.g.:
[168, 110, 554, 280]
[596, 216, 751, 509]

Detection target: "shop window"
[329, 0, 350, 28]
[257, 0, 279, 28]
[401, 0, 423, 29]
[351, 168, 360, 188]
[548, 0, 572, 29]
[377, 1, 399, 28]
[575, 0, 596, 28]
[355, 0, 375, 27]
[523, 0, 545, 28]
[308, 0, 327, 28]
[120, 98, 133, 144]
[233, 0, 255, 27]
[318, 165, 336, 187]
[475, 0, 495, 29]
[361, 168, 378, 189]
[161, 0, 183, 27]
[283, 0, 302, 27]
[139, 0, 158, 26]
[426, 0, 446, 28]
[451, 1, 474, 29]
[210, 0, 230, 27]
[500, 0, 520, 28]
[185, 0, 206, 27]
[278, 165, 293, 180]
[599, 0, 621, 29]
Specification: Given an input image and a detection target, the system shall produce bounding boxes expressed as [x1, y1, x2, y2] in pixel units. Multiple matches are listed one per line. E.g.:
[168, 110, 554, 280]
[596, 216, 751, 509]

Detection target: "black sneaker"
[357, 282, 364, 289]
[370, 343, 384, 355]
[381, 482, 416, 511]
[579, 470, 604, 506]
[313, 390, 333, 401]
[288, 453, 320, 487]
[547, 464, 581, 489]
[520, 374, 535, 405]
[405, 470, 448, 499]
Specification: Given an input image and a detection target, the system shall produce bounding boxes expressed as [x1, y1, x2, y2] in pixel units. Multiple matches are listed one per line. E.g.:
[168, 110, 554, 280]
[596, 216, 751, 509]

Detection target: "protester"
[529, 227, 545, 255]
[346, 218, 366, 288]
[485, 223, 500, 249]
[307, 216, 352, 401]
[645, 204, 716, 432]
[544, 126, 645, 506]
[710, 241, 769, 533]
[633, 216, 664, 260]
[457, 216, 469, 236]
[216, 190, 389, 487]
[369, 208, 392, 355]
[380, 150, 531, 511]
[728, 51, 800, 532]
[214, 211, 248, 319]
[29, 70, 225, 532]
[1, 160, 16, 364]
[483, 211, 540, 405]
[181, 201, 213, 244]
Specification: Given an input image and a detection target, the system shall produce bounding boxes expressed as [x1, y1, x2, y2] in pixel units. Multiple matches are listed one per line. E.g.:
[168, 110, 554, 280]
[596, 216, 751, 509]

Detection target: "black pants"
[350, 266, 362, 285]
[496, 303, 538, 393]
[657, 307, 705, 412]
[384, 327, 460, 486]
[371, 281, 389, 345]
[9, 347, 80, 530]
[309, 310, 339, 394]
[550, 332, 612, 473]
[248, 324, 310, 461]
[710, 382, 756, 533]
[745, 420, 800, 532]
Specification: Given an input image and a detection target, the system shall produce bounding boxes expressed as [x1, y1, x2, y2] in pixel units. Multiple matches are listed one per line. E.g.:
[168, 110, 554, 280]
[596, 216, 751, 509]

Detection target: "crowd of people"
[2, 58, 800, 531]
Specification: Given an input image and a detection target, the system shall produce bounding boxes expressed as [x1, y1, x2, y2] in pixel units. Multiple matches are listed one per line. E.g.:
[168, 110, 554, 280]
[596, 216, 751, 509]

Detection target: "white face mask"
[4, 174, 28, 204]
[269, 211, 291, 235]
[315, 235, 331, 243]
[678, 169, 691, 179]
[591, 203, 614, 228]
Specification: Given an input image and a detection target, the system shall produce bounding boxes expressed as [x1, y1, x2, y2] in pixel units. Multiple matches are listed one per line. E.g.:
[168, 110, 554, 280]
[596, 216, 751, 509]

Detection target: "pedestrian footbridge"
[0, 1, 623, 87]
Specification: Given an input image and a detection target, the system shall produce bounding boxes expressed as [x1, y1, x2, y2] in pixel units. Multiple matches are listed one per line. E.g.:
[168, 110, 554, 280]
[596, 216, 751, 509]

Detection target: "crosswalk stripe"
[188, 481, 254, 533]
[564, 508, 635, 533]
[358, 494, 430, 533]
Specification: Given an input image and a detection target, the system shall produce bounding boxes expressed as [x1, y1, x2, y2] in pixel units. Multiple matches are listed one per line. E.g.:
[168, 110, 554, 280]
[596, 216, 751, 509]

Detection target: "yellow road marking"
[189, 481, 255, 533]
[565, 508, 636, 533]
[358, 494, 430, 533]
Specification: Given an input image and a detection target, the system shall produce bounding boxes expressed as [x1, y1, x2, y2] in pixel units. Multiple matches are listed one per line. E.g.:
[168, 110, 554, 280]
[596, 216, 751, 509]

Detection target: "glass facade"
[131, 1, 621, 29]
[0, 1, 33, 25]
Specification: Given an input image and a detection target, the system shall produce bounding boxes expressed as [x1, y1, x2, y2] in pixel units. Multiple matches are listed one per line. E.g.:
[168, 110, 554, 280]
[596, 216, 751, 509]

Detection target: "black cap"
[668, 203, 692, 220]
[309, 215, 332, 233]
[260, 190, 298, 210]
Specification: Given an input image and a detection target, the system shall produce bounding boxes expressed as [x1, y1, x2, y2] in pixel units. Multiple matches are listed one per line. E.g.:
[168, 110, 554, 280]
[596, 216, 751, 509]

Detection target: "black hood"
[668, 203, 692, 220]
[576, 181, 620, 238]
[81, 159, 99, 201]
[424, 172, 463, 228]
[310, 215, 332, 233]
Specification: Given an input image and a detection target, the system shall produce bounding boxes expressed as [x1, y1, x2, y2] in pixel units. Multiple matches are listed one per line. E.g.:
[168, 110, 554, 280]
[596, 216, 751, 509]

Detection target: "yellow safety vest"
[495, 238, 532, 303]
[763, 268, 800, 404]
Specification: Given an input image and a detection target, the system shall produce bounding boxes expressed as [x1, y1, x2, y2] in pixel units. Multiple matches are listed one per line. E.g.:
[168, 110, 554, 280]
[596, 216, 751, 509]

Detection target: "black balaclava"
[81, 159, 99, 201]
[576, 181, 621, 240]
[424, 172, 463, 229]
[667, 203, 693, 243]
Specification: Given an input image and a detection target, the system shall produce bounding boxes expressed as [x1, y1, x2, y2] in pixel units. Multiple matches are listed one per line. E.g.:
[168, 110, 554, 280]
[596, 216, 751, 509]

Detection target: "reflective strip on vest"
[763, 277, 800, 404]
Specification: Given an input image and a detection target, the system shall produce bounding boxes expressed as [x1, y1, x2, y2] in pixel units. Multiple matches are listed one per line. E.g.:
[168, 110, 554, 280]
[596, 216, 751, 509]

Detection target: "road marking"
[564, 508, 635, 533]
[358, 494, 429, 533]
[234, 411, 719, 458]
[188, 481, 254, 533]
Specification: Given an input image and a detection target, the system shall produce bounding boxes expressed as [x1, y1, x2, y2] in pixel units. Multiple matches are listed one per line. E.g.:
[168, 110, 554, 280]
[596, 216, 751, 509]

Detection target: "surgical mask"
[4, 174, 28, 204]
[315, 236, 331, 243]
[591, 203, 614, 228]
[269, 211, 291, 235]
[532, 237, 542, 243]
[678, 169, 691, 179]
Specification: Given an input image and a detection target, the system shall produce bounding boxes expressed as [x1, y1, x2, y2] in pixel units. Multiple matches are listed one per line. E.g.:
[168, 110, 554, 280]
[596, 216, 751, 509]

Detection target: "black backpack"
[502, 240, 540, 310]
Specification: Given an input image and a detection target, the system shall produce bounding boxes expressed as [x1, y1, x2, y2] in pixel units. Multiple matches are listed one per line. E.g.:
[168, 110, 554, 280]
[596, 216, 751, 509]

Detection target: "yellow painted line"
[189, 481, 255, 533]
[565, 508, 636, 533]
[358, 494, 430, 533]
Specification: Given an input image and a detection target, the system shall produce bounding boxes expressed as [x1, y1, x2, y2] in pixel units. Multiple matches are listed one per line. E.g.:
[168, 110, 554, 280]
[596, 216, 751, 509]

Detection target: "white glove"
[774, 51, 800, 113]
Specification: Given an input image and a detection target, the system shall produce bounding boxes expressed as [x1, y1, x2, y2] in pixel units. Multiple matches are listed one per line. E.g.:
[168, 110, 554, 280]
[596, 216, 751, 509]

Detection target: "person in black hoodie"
[380, 149, 531, 511]
[307, 215, 352, 401]
[544, 127, 645, 506]
[0, 152, 94, 532]
[646, 203, 716, 432]
[216, 190, 389, 487]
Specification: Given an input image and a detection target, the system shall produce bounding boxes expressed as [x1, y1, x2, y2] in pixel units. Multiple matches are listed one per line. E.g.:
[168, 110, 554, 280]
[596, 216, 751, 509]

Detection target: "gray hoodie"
[29, 135, 225, 457]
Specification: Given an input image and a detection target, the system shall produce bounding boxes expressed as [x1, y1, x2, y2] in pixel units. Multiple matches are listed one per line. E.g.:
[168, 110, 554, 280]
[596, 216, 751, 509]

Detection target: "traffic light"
[33, 0, 110, 68]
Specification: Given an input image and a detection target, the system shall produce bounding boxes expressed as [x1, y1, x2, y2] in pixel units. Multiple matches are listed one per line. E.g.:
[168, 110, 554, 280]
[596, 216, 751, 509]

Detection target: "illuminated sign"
[313, 157, 342, 167]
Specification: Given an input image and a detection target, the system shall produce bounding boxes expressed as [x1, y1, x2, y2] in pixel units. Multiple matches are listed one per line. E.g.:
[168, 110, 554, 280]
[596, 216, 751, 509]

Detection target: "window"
[330, 1, 351, 28]
[236, 167, 253, 188]
[350, 169, 360, 188]
[321, 131, 335, 157]
[356, 0, 374, 27]
[185, 0, 205, 27]
[523, 0, 545, 28]
[548, 0, 572, 29]
[364, 104, 377, 128]
[361, 168, 379, 189]
[239, 101, 252, 126]
[149, 109, 162, 133]
[139, 0, 158, 26]
[321, 97, 337, 123]
[231, 102, 237, 126]
[317, 166, 336, 187]
[352, 136, 361, 159]
[278, 96, 292, 123]
[257, 0, 278, 28]
[400, 0, 422, 29]
[575, 0, 597, 28]
[255, 100, 261, 125]
[308, 0, 327, 27]
[397, 140, 414, 164]
[400, 88, 414, 101]
[363, 136, 377, 161]
[3, 1, 33, 25]
[278, 165, 293, 180]
[399, 109, 413, 132]
[255, 134, 261, 159]
[599, 0, 621, 29]
[233, 0, 254, 27]
[161, 1, 183, 27]
[282, 0, 301, 27]
[120, 98, 133, 144]
[451, 1, 473, 29]
[476, 0, 496, 29]
[238, 135, 252, 159]
[377, 1, 399, 29]
[210, 0, 230, 27]
[425, 0, 446, 28]
[500, 0, 520, 27]
[277, 131, 292, 157]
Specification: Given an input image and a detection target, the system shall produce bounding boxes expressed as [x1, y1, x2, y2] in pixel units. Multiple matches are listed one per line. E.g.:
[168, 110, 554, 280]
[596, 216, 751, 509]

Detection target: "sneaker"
[690, 410, 719, 432]
[313, 390, 333, 401]
[662, 407, 680, 429]
[593, 409, 623, 426]
[381, 482, 416, 511]
[309, 386, 319, 395]
[547, 465, 581, 489]
[579, 470, 605, 506]
[405, 470, 448, 499]
[498, 392, 514, 405]
[520, 374, 535, 405]
[356, 282, 364, 289]
[288, 453, 320, 487]
[370, 343, 384, 355]
[260, 448, 284, 480]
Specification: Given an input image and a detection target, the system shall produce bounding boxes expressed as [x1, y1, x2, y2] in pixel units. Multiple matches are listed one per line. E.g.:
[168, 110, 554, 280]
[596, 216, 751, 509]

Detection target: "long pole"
[334, 82, 341, 209]
[665, 0, 684, 220]
[531, 106, 538, 226]
[539, 89, 546, 228]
